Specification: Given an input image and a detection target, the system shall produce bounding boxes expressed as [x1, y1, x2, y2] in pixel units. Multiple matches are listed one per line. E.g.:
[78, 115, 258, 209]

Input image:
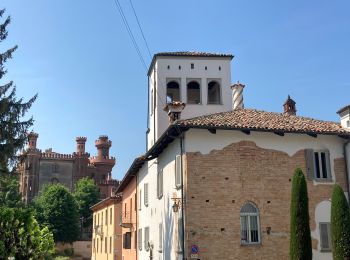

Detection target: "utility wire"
[129, 0, 152, 59]
[112, 0, 148, 71]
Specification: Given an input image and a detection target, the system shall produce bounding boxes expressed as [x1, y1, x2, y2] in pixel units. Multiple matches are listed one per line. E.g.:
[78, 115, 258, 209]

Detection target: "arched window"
[240, 202, 260, 244]
[207, 81, 221, 104]
[187, 81, 201, 104]
[166, 81, 180, 103]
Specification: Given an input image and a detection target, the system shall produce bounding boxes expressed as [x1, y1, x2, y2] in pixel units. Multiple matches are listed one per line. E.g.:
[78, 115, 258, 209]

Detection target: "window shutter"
[305, 149, 315, 180]
[325, 150, 332, 180]
[158, 169, 163, 199]
[144, 183, 149, 206]
[138, 228, 142, 250]
[159, 223, 163, 250]
[123, 233, 126, 249]
[175, 155, 182, 188]
[178, 217, 183, 252]
[320, 223, 331, 250]
[139, 189, 142, 210]
[144, 227, 150, 250]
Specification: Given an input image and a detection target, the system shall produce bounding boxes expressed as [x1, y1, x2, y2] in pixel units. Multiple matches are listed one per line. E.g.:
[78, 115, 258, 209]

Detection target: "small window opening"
[191, 63, 194, 69]
[187, 81, 201, 104]
[219, 66, 221, 71]
[205, 66, 207, 70]
[208, 81, 221, 104]
[166, 81, 180, 103]
[167, 65, 170, 69]
[178, 65, 181, 70]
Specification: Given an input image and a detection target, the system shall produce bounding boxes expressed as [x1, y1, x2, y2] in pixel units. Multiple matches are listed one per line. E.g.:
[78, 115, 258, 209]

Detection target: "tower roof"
[148, 51, 234, 75]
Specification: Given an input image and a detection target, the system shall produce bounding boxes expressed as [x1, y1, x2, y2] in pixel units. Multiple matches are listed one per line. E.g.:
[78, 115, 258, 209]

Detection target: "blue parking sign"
[191, 245, 199, 254]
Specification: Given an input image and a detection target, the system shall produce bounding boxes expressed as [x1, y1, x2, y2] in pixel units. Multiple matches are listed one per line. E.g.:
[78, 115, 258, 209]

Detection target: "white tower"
[146, 52, 234, 149]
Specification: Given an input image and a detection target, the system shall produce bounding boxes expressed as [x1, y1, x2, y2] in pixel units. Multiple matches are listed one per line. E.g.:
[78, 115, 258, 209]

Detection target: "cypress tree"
[0, 8, 37, 171]
[289, 168, 312, 260]
[331, 184, 350, 259]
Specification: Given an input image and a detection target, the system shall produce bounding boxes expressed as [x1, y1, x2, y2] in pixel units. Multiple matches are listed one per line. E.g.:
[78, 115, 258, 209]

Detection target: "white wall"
[138, 139, 182, 260]
[147, 56, 233, 149]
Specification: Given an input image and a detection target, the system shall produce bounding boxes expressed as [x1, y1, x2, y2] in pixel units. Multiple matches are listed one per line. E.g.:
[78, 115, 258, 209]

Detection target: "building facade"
[117, 52, 350, 260]
[19, 134, 119, 204]
[91, 196, 122, 260]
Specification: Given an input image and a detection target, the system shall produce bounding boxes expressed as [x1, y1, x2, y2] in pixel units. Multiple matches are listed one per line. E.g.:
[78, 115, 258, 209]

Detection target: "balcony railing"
[94, 225, 103, 237]
[120, 211, 133, 228]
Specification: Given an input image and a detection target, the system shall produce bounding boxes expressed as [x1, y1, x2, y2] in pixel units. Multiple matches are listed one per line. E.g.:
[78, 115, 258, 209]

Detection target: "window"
[144, 183, 149, 207]
[134, 193, 137, 211]
[93, 238, 95, 252]
[175, 155, 182, 188]
[159, 223, 163, 251]
[130, 198, 133, 220]
[110, 236, 112, 254]
[191, 63, 194, 69]
[347, 120, 350, 128]
[305, 149, 331, 180]
[187, 81, 201, 104]
[138, 228, 142, 250]
[97, 238, 99, 252]
[101, 237, 102, 253]
[166, 81, 180, 103]
[105, 209, 108, 225]
[139, 189, 142, 210]
[150, 89, 154, 115]
[240, 202, 260, 244]
[144, 227, 150, 251]
[157, 169, 163, 199]
[110, 208, 112, 225]
[123, 232, 131, 249]
[134, 231, 137, 249]
[102, 212, 103, 226]
[320, 223, 332, 251]
[105, 237, 107, 253]
[207, 80, 221, 104]
[97, 213, 100, 226]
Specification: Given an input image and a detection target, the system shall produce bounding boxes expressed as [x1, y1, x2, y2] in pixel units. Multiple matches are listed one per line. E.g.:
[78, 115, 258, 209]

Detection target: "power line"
[128, 0, 152, 59]
[112, 0, 148, 71]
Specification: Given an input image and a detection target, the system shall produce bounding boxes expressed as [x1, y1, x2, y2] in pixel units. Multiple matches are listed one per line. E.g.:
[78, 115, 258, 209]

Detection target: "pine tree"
[289, 168, 312, 260]
[0, 8, 37, 172]
[331, 184, 350, 259]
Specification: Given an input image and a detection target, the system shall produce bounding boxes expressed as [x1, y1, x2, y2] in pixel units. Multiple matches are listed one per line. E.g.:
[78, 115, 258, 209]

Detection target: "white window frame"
[157, 169, 163, 199]
[240, 203, 261, 245]
[319, 222, 332, 252]
[144, 183, 149, 207]
[175, 155, 182, 189]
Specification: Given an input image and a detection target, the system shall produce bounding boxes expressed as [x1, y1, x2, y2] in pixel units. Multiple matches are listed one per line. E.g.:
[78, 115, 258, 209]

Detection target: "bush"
[331, 184, 350, 259]
[289, 168, 312, 260]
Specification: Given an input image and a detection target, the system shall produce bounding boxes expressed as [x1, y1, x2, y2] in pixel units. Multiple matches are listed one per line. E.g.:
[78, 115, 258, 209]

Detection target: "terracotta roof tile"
[178, 109, 350, 136]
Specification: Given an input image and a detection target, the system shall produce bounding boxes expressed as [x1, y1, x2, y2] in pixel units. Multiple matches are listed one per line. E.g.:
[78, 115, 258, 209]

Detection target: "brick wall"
[185, 140, 347, 260]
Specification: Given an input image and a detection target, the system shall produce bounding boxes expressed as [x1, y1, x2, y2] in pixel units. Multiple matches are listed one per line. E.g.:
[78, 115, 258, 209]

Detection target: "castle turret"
[28, 132, 39, 150]
[90, 135, 115, 167]
[76, 136, 87, 154]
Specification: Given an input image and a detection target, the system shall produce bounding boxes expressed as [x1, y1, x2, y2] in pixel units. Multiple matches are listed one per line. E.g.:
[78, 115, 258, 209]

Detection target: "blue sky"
[2, 1, 350, 179]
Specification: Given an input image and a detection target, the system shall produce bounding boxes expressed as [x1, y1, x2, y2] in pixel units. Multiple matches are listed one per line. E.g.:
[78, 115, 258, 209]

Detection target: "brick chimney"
[163, 101, 186, 123]
[337, 105, 350, 129]
[231, 81, 245, 110]
[283, 95, 296, 115]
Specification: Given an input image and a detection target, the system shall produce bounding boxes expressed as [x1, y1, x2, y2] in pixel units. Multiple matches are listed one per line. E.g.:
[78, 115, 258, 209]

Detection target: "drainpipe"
[176, 125, 186, 260]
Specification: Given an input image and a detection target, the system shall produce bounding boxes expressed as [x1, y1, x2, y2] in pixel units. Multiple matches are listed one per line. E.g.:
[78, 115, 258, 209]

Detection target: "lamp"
[171, 197, 181, 213]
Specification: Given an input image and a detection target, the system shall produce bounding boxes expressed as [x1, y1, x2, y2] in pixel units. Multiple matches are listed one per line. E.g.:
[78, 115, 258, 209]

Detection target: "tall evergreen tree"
[331, 184, 350, 259]
[0, 8, 37, 172]
[289, 168, 312, 260]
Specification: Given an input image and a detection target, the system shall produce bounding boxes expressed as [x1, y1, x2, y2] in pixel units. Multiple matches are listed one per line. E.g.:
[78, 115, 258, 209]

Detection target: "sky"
[1, 1, 350, 180]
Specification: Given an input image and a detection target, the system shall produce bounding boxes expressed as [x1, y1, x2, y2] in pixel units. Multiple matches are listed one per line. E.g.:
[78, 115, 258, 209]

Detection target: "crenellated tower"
[73, 137, 90, 185]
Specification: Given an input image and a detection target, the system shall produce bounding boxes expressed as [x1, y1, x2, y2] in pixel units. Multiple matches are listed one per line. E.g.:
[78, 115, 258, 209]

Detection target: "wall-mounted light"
[171, 197, 181, 213]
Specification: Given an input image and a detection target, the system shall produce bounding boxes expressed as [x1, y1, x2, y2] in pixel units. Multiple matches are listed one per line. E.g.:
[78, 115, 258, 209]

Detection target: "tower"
[20, 132, 41, 204]
[146, 52, 234, 149]
[73, 137, 90, 184]
[283, 95, 297, 115]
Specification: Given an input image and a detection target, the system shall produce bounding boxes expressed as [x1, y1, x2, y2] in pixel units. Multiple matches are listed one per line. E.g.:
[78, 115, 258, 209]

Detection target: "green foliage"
[34, 184, 80, 243]
[0, 9, 37, 169]
[0, 207, 55, 259]
[331, 184, 350, 259]
[73, 177, 99, 228]
[289, 168, 312, 260]
[0, 173, 23, 207]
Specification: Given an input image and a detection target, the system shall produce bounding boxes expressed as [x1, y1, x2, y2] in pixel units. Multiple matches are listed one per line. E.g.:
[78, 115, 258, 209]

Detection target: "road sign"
[191, 244, 199, 254]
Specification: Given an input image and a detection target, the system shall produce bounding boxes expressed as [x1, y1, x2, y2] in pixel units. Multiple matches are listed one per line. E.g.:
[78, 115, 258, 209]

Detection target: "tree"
[0, 8, 37, 171]
[0, 172, 22, 207]
[73, 177, 99, 229]
[331, 184, 350, 259]
[289, 168, 312, 260]
[34, 184, 80, 243]
[0, 207, 55, 259]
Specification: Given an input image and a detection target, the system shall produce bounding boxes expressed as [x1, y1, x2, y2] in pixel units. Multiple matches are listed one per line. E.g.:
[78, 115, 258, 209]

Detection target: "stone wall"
[185, 140, 347, 260]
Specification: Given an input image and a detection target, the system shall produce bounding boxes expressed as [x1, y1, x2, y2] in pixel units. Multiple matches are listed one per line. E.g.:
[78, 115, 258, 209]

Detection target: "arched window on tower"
[166, 81, 180, 103]
[207, 81, 221, 104]
[187, 81, 201, 104]
[240, 202, 260, 244]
